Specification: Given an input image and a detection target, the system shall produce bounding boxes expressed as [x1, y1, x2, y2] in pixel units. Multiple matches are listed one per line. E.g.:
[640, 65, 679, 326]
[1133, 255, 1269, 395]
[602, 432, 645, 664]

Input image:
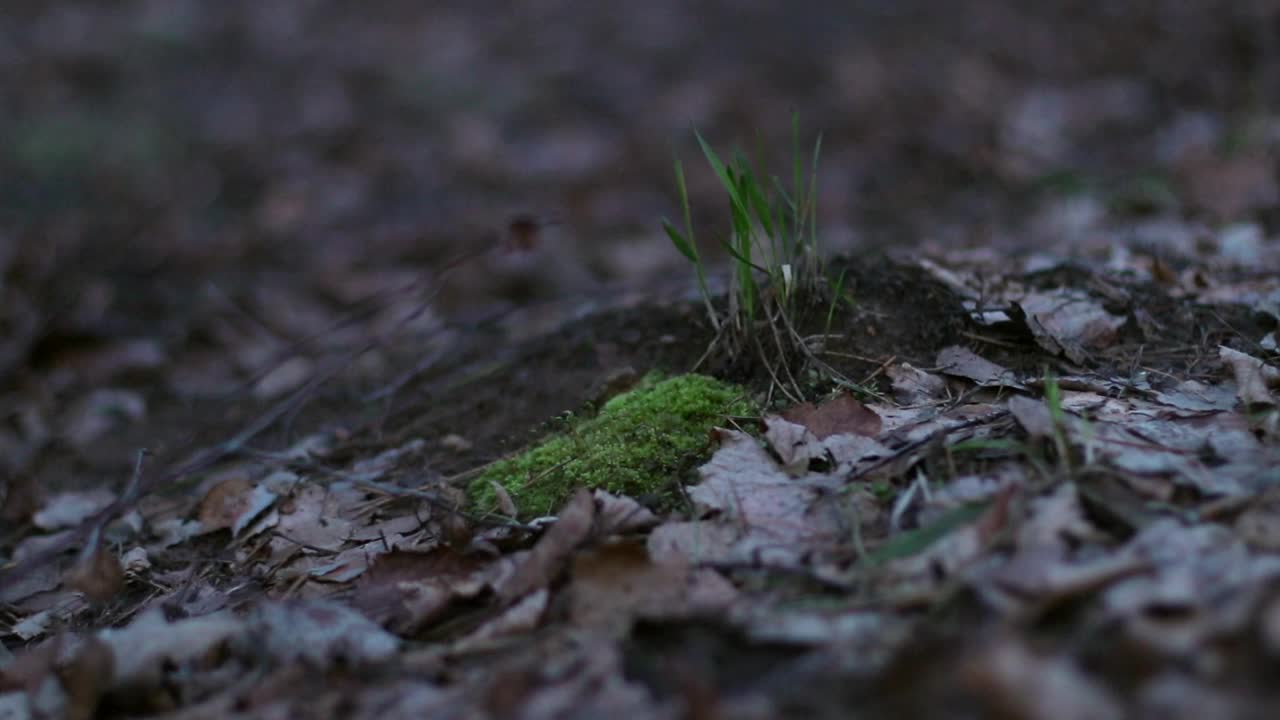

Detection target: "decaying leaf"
[196, 475, 277, 537]
[250, 599, 400, 667]
[592, 489, 658, 536]
[568, 540, 736, 636]
[1016, 289, 1125, 365]
[1219, 345, 1280, 407]
[780, 392, 882, 439]
[937, 346, 1023, 389]
[353, 547, 493, 635]
[886, 362, 948, 405]
[495, 489, 595, 603]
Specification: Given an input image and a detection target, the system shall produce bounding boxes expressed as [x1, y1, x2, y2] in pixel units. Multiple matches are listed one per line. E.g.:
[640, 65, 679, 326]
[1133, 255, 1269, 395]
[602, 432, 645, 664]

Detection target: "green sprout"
[663, 113, 826, 351]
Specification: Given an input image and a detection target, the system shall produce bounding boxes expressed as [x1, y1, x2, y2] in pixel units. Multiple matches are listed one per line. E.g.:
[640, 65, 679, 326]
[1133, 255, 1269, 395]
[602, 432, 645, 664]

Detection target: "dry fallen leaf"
[780, 392, 882, 439]
[495, 489, 595, 603]
[1016, 289, 1125, 364]
[453, 589, 549, 653]
[250, 599, 400, 667]
[886, 362, 948, 405]
[568, 540, 735, 636]
[937, 346, 1023, 388]
[1219, 345, 1279, 407]
[592, 489, 658, 536]
[64, 541, 124, 605]
[353, 548, 493, 635]
[195, 476, 277, 537]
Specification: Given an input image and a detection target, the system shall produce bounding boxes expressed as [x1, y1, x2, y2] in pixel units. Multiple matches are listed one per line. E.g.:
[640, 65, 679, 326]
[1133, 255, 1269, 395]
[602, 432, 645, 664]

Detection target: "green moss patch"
[468, 373, 755, 518]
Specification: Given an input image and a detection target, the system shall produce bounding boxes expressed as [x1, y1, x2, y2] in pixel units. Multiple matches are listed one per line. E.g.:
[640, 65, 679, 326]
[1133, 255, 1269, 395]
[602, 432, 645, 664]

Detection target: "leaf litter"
[2, 253, 1279, 718]
[3, 3, 1280, 718]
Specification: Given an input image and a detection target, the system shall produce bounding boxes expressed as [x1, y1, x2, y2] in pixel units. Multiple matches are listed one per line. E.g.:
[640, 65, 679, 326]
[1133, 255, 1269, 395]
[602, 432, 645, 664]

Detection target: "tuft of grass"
[663, 114, 826, 362]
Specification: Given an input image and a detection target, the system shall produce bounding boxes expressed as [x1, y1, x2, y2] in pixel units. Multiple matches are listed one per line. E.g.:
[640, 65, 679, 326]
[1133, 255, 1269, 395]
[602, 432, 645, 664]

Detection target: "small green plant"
[663, 114, 826, 359]
[469, 373, 756, 518]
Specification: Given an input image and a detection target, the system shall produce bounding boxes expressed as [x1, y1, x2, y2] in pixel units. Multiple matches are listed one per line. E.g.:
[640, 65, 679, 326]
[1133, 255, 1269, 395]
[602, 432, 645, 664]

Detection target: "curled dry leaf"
[937, 346, 1023, 389]
[764, 416, 890, 476]
[196, 476, 277, 537]
[592, 489, 658, 536]
[1017, 290, 1125, 365]
[1219, 345, 1279, 407]
[353, 547, 493, 635]
[495, 489, 595, 603]
[652, 429, 853, 568]
[453, 589, 549, 653]
[886, 362, 948, 405]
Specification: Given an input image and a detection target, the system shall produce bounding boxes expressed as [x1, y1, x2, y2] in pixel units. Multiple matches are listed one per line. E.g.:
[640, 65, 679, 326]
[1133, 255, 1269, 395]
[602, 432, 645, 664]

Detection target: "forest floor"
[3, 2, 1280, 718]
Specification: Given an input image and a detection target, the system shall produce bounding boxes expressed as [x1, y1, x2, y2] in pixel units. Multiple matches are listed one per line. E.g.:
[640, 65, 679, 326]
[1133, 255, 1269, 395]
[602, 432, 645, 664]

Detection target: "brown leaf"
[887, 362, 948, 405]
[1017, 290, 1126, 364]
[592, 490, 658, 536]
[781, 392, 882, 439]
[569, 540, 735, 636]
[495, 489, 595, 603]
[1008, 395, 1057, 439]
[65, 542, 125, 604]
[1219, 345, 1279, 407]
[453, 589, 549, 653]
[937, 346, 1023, 388]
[196, 476, 276, 536]
[353, 548, 491, 635]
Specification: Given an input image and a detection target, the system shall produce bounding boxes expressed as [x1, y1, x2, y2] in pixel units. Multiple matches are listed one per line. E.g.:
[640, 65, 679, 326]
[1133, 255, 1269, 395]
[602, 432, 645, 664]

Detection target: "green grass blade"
[662, 221, 698, 263]
[823, 267, 847, 337]
[673, 155, 695, 238]
[807, 132, 824, 250]
[867, 501, 989, 564]
[740, 169, 775, 242]
[696, 131, 750, 218]
[720, 239, 769, 275]
[792, 113, 803, 254]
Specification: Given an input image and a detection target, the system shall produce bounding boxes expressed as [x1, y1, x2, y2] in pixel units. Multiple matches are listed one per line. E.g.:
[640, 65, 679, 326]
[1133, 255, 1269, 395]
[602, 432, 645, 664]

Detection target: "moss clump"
[468, 373, 755, 518]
